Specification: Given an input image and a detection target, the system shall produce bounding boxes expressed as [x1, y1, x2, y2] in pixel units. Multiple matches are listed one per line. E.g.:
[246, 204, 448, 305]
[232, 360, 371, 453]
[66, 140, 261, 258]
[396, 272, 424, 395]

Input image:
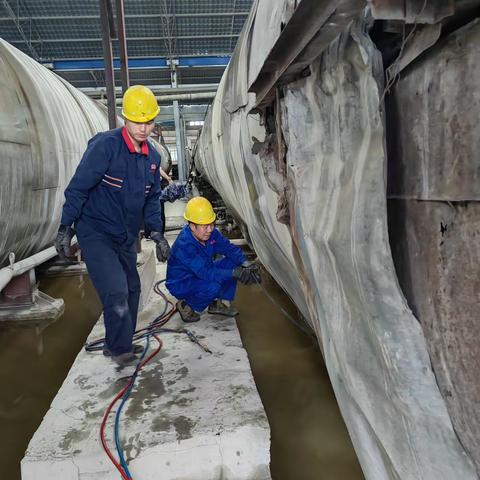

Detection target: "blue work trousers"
[77, 222, 140, 356]
[172, 257, 237, 312]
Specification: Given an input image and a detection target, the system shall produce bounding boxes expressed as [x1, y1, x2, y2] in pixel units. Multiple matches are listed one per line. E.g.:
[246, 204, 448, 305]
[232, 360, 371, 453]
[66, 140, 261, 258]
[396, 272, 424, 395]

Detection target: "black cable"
[84, 279, 175, 353]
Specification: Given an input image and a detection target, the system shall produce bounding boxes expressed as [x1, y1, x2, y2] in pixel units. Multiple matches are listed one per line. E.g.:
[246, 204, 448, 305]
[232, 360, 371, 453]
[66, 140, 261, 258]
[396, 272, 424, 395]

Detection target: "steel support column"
[170, 64, 187, 181]
[99, 0, 117, 129]
[115, 0, 129, 93]
[173, 100, 186, 181]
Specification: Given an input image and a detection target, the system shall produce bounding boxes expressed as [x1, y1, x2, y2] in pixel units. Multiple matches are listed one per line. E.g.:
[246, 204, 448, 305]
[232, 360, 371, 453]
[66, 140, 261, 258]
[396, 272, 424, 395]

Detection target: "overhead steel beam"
[2, 0, 40, 60]
[10, 34, 240, 44]
[0, 12, 250, 21]
[47, 56, 229, 71]
[113, 91, 215, 105]
[80, 84, 219, 97]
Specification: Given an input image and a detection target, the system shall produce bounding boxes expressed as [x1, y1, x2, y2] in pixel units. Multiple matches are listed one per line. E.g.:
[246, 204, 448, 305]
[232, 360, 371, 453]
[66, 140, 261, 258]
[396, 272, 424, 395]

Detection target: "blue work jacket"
[166, 225, 246, 289]
[61, 127, 163, 244]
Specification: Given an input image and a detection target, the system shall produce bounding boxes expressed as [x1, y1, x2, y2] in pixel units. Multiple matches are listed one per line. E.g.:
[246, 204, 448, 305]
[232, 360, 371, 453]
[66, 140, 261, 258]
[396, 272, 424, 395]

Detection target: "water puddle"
[0, 274, 101, 479]
[0, 268, 363, 480]
[236, 277, 364, 480]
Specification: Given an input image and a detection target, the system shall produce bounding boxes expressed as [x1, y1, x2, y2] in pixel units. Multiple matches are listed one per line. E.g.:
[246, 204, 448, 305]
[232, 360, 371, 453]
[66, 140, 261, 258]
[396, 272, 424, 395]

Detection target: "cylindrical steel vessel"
[193, 2, 479, 479]
[0, 39, 109, 267]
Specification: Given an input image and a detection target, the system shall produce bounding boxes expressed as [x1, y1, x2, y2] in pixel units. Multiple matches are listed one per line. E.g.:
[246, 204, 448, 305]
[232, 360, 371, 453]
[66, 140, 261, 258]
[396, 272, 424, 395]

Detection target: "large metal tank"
[0, 40, 171, 269]
[0, 39, 108, 267]
[194, 1, 479, 479]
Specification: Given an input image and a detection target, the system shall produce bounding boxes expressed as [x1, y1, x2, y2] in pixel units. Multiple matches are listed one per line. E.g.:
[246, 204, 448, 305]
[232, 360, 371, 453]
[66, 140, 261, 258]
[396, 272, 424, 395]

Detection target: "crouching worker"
[54, 85, 171, 367]
[166, 197, 261, 323]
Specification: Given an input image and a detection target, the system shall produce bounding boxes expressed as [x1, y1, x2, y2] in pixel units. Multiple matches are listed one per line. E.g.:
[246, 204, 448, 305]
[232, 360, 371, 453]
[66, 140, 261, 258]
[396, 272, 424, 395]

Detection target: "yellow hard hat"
[184, 197, 216, 224]
[121, 85, 160, 123]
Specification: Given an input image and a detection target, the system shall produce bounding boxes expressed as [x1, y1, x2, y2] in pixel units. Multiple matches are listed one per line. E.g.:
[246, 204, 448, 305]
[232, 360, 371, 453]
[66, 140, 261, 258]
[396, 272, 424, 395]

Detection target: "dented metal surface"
[247, 0, 365, 111]
[0, 39, 109, 268]
[368, 0, 455, 23]
[386, 17, 480, 474]
[388, 199, 480, 474]
[195, 0, 478, 478]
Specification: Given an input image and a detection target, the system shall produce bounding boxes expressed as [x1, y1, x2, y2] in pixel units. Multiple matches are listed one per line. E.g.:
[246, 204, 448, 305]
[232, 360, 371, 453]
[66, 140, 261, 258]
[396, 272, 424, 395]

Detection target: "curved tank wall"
[194, 1, 479, 479]
[0, 39, 109, 267]
[0, 40, 172, 268]
[149, 138, 171, 173]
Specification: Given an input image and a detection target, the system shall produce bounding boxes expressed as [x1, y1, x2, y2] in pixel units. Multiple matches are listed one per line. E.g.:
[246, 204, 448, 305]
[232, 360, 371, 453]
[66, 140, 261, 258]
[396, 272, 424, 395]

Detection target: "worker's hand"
[233, 265, 261, 285]
[150, 231, 171, 262]
[244, 264, 262, 284]
[54, 225, 75, 260]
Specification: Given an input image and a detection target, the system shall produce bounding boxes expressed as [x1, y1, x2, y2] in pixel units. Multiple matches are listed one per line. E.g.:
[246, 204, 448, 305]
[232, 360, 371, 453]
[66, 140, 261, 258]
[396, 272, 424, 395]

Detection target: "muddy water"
[0, 274, 101, 480]
[236, 277, 364, 480]
[0, 269, 363, 480]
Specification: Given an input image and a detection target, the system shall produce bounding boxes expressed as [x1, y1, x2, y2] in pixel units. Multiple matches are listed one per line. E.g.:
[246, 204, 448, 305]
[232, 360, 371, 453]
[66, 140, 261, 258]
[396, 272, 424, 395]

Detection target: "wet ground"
[0, 274, 101, 480]
[236, 276, 364, 480]
[0, 269, 363, 480]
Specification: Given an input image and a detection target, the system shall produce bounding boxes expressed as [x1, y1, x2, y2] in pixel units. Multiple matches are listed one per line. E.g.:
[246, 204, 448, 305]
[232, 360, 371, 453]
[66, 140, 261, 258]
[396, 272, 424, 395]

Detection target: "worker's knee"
[202, 281, 222, 299]
[103, 292, 130, 317]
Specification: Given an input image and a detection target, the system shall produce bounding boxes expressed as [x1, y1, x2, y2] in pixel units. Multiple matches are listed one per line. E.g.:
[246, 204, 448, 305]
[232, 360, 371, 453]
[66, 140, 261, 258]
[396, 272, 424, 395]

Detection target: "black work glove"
[244, 264, 262, 285]
[233, 264, 262, 285]
[233, 266, 249, 284]
[54, 225, 75, 260]
[150, 231, 171, 262]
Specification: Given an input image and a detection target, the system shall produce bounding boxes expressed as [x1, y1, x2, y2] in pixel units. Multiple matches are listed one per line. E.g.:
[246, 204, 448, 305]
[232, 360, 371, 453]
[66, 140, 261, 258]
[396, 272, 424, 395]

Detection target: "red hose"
[100, 335, 163, 479]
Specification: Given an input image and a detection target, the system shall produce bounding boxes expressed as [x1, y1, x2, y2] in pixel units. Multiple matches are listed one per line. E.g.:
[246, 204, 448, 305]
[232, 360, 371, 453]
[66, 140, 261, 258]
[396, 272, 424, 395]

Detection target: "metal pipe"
[0, 12, 251, 21]
[106, 0, 117, 38]
[115, 0, 129, 93]
[112, 91, 216, 105]
[81, 84, 219, 97]
[0, 247, 58, 292]
[157, 91, 216, 102]
[99, 0, 117, 129]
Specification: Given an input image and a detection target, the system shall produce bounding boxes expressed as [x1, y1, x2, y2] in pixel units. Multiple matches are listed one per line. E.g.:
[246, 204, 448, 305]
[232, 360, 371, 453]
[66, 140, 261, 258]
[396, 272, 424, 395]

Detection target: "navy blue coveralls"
[61, 127, 163, 356]
[166, 225, 246, 312]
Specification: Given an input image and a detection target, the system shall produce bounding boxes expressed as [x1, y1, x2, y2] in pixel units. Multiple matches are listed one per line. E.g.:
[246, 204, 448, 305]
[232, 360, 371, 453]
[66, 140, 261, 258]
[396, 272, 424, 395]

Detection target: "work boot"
[176, 300, 201, 323]
[207, 299, 239, 317]
[112, 352, 138, 367]
[103, 344, 144, 357]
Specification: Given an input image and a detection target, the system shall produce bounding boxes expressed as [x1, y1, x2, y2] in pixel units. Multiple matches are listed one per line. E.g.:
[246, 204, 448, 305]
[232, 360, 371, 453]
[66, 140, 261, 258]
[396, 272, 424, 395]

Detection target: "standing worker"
[54, 85, 171, 367]
[166, 197, 261, 323]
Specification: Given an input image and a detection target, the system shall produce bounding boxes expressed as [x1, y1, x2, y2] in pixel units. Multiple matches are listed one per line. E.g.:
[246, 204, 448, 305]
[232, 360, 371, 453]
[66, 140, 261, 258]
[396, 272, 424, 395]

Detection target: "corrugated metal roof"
[0, 0, 253, 89]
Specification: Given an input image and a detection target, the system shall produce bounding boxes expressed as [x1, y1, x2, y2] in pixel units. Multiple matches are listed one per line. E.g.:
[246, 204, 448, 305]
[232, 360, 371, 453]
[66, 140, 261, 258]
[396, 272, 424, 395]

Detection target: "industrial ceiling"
[0, 0, 253, 91]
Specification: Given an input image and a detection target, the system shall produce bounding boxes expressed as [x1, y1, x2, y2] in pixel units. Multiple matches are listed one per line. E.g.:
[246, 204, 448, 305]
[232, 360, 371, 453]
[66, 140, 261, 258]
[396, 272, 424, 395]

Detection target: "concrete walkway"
[21, 201, 271, 480]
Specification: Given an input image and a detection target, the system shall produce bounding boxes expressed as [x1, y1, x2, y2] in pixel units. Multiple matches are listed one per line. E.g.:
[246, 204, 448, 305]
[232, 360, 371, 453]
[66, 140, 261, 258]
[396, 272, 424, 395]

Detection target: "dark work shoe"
[176, 300, 201, 323]
[103, 344, 144, 357]
[112, 352, 138, 367]
[207, 299, 239, 317]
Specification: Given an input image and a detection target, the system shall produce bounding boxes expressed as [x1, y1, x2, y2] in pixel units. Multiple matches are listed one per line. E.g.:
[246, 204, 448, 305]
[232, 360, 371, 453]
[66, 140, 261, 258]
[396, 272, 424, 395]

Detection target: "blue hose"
[114, 337, 150, 478]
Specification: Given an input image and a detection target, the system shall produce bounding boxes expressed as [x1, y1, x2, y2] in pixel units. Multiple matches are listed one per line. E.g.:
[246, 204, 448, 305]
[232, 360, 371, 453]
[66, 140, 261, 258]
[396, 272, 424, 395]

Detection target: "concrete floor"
[21, 201, 271, 480]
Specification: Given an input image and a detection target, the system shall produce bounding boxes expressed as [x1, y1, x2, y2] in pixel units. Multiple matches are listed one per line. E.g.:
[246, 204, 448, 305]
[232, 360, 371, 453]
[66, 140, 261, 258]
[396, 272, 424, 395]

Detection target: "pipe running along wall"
[193, 1, 479, 478]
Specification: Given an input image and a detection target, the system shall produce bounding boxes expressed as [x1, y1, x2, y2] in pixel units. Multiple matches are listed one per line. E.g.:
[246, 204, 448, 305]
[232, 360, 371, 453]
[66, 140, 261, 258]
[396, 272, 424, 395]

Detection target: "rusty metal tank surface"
[194, 1, 479, 479]
[0, 39, 109, 268]
[387, 18, 480, 474]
